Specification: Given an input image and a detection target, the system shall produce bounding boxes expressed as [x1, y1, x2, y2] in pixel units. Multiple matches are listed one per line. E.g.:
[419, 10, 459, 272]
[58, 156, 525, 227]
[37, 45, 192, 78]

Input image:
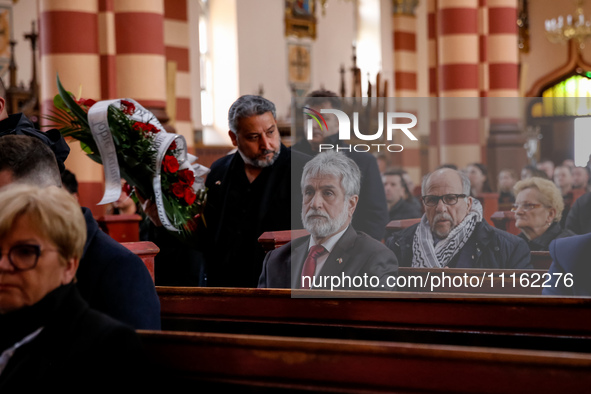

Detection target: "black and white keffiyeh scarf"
[411, 199, 483, 268]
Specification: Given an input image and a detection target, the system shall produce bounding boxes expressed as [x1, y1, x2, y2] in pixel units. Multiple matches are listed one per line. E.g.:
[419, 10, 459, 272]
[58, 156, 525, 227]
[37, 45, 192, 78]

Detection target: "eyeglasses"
[0, 244, 57, 271]
[422, 194, 467, 207]
[511, 203, 544, 212]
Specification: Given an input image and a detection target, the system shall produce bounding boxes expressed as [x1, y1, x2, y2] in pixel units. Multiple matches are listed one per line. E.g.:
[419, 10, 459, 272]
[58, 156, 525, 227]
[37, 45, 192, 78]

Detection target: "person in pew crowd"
[543, 232, 591, 296]
[382, 169, 422, 221]
[291, 89, 389, 241]
[565, 190, 591, 235]
[572, 166, 591, 192]
[553, 165, 574, 228]
[537, 159, 555, 180]
[466, 163, 492, 197]
[0, 135, 160, 330]
[106, 179, 138, 215]
[258, 151, 398, 290]
[60, 169, 79, 201]
[521, 164, 548, 180]
[512, 177, 574, 252]
[386, 168, 532, 269]
[199, 95, 310, 287]
[497, 168, 517, 205]
[0, 185, 150, 392]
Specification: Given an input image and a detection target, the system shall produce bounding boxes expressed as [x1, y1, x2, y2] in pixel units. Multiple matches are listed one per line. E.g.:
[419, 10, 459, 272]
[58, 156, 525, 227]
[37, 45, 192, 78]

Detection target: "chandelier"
[545, 0, 591, 48]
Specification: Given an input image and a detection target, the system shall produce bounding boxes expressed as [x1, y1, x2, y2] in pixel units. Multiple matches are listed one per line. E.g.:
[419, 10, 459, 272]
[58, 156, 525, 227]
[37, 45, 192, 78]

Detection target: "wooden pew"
[139, 329, 591, 393]
[157, 286, 591, 353]
[97, 213, 142, 242]
[258, 229, 309, 253]
[531, 251, 553, 270]
[121, 241, 159, 282]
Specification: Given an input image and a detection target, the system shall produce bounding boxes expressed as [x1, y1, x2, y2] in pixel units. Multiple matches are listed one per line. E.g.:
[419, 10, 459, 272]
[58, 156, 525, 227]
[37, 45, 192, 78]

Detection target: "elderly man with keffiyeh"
[386, 168, 532, 269]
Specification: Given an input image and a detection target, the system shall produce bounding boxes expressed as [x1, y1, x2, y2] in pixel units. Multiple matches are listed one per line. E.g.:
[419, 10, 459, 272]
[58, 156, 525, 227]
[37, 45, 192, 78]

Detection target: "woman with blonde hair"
[512, 177, 575, 251]
[0, 185, 149, 391]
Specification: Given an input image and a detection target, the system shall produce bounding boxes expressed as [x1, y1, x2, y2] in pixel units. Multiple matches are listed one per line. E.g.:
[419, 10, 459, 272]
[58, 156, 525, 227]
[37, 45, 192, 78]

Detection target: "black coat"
[200, 144, 310, 287]
[543, 232, 591, 296]
[292, 135, 389, 241]
[386, 220, 532, 269]
[517, 222, 575, 251]
[0, 284, 151, 393]
[565, 192, 591, 235]
[77, 208, 161, 330]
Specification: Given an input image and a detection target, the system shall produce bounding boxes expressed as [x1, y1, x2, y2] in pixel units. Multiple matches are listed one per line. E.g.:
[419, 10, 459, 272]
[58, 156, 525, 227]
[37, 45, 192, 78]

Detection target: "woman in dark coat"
[0, 185, 151, 392]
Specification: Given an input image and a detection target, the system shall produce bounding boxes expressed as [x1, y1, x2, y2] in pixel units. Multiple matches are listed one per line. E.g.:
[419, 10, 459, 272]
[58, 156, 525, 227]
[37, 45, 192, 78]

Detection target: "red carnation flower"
[177, 168, 195, 185]
[184, 187, 196, 205]
[77, 98, 96, 107]
[171, 182, 186, 198]
[121, 100, 136, 115]
[162, 155, 179, 173]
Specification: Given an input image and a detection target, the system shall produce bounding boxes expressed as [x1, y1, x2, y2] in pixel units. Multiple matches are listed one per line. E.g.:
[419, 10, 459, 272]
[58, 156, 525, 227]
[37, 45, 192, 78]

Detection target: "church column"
[427, 0, 439, 170]
[487, 0, 518, 97]
[39, 0, 105, 216]
[99, 0, 116, 99]
[392, 0, 420, 183]
[478, 0, 489, 162]
[164, 0, 193, 151]
[114, 0, 168, 125]
[437, 0, 481, 167]
[486, 0, 525, 186]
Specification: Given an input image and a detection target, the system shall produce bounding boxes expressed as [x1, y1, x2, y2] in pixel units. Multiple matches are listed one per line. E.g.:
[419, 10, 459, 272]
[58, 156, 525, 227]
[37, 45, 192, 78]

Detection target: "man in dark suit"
[543, 233, 591, 296]
[201, 95, 310, 287]
[291, 89, 388, 241]
[258, 151, 398, 290]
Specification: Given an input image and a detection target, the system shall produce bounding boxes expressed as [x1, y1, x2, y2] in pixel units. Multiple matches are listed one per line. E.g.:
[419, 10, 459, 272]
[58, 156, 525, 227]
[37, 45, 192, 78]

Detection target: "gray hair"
[228, 95, 276, 135]
[0, 135, 62, 188]
[421, 168, 471, 196]
[301, 151, 360, 197]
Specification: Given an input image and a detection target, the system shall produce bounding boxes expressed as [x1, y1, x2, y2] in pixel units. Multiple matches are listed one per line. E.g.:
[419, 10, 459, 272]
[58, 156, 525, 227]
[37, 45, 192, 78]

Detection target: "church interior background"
[3, 0, 591, 215]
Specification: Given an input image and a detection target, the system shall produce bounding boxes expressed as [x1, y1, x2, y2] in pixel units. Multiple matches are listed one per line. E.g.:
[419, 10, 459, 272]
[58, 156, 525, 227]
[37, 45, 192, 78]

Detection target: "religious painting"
[0, 5, 11, 76]
[285, 0, 317, 39]
[287, 42, 311, 89]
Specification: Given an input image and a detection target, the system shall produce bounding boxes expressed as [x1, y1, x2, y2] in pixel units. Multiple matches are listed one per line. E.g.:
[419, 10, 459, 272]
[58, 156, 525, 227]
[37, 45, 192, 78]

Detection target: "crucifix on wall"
[287, 42, 311, 92]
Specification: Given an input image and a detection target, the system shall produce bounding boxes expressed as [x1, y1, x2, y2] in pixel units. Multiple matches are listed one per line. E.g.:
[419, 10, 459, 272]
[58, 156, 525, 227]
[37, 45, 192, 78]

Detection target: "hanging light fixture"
[545, 0, 591, 48]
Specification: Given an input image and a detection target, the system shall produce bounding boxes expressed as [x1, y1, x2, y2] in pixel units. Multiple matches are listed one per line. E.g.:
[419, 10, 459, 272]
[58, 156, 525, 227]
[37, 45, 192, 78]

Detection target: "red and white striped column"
[485, 0, 522, 186]
[437, 0, 481, 167]
[392, 0, 421, 184]
[164, 0, 193, 152]
[39, 0, 105, 215]
[479, 0, 489, 97]
[114, 0, 167, 122]
[99, 0, 116, 99]
[427, 0, 439, 170]
[487, 0, 519, 97]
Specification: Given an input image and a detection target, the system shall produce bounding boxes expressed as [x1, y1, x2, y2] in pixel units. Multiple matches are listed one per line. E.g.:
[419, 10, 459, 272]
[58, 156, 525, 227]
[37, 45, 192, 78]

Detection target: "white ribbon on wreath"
[87, 98, 209, 232]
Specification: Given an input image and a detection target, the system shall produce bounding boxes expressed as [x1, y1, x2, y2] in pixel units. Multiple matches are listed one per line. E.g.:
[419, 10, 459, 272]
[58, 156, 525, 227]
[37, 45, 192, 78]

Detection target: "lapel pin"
[215, 180, 221, 185]
[337, 258, 343, 264]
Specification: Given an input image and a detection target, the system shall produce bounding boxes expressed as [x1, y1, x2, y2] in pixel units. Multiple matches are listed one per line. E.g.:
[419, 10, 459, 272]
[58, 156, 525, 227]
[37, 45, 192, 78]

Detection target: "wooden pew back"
[158, 286, 591, 343]
[121, 241, 159, 282]
[139, 329, 591, 393]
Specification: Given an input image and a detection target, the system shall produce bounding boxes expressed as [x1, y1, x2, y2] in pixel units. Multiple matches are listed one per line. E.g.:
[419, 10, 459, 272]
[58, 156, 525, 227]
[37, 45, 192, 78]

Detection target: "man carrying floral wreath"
[199, 95, 310, 288]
